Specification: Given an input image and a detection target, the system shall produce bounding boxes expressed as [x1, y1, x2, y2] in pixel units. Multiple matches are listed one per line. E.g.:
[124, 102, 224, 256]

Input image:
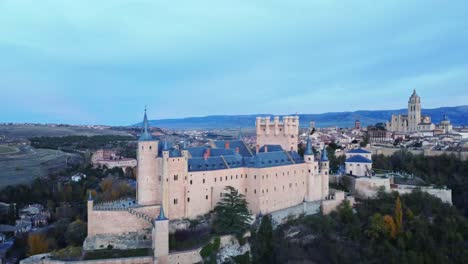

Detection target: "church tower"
[408, 89, 421, 132]
[137, 108, 160, 206]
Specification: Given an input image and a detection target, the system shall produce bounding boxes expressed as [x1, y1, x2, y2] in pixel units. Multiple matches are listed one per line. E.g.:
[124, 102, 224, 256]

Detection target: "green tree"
[212, 186, 252, 238]
[365, 213, 386, 241]
[252, 215, 274, 264]
[65, 219, 87, 246]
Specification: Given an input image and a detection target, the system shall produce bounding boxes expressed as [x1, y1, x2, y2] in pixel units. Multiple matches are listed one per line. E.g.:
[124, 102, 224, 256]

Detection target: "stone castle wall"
[371, 147, 468, 161]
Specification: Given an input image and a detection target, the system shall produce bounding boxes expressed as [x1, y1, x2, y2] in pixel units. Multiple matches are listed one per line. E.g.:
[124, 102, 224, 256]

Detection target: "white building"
[345, 148, 372, 177]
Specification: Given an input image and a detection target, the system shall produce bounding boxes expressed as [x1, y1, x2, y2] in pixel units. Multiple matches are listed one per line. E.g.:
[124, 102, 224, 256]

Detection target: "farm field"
[0, 145, 19, 154]
[0, 145, 83, 188]
[0, 124, 132, 139]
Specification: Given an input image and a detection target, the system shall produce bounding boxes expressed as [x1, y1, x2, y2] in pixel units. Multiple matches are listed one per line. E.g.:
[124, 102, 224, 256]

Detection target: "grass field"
[0, 145, 19, 154]
[0, 146, 83, 188]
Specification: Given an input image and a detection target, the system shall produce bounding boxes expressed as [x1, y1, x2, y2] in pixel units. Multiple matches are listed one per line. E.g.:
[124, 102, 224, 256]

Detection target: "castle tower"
[161, 141, 170, 215]
[319, 146, 329, 199]
[304, 134, 318, 201]
[408, 89, 421, 132]
[256, 116, 299, 151]
[152, 206, 169, 264]
[137, 108, 160, 206]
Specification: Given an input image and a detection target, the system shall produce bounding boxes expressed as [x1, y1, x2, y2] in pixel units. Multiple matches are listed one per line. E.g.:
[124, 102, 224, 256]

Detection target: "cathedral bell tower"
[408, 89, 421, 132]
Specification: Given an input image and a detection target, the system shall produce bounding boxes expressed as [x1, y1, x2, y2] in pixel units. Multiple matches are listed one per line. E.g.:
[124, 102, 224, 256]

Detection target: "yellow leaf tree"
[383, 215, 397, 239]
[394, 196, 403, 234]
[28, 233, 49, 256]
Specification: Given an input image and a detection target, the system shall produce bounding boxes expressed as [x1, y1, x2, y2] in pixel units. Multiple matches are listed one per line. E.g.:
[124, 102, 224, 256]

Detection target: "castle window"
[262, 189, 264, 194]
[190, 180, 192, 185]
[174, 175, 178, 181]
[215, 178, 217, 182]
[203, 179, 205, 183]
[246, 175, 248, 179]
[308, 157, 311, 161]
[308, 169, 311, 173]
[245, 188, 247, 193]
[159, 176, 161, 181]
[254, 189, 257, 194]
[289, 183, 292, 188]
[262, 175, 264, 179]
[187, 197, 190, 202]
[149, 146, 152, 150]
[173, 199, 178, 205]
[274, 187, 276, 191]
[225, 176, 227, 181]
[236, 175, 238, 179]
[231, 175, 233, 179]
[206, 195, 208, 200]
[254, 175, 257, 179]
[220, 177, 222, 181]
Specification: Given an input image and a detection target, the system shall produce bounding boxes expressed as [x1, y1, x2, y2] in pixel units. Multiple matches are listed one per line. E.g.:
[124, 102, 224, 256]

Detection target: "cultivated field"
[0, 145, 19, 154]
[0, 124, 132, 139]
[0, 145, 83, 188]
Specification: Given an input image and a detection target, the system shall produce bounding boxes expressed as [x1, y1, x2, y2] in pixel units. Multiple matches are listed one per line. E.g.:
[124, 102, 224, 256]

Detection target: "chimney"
[235, 147, 239, 154]
[204, 148, 211, 160]
[256, 144, 260, 154]
[264, 145, 268, 153]
[225, 141, 230, 149]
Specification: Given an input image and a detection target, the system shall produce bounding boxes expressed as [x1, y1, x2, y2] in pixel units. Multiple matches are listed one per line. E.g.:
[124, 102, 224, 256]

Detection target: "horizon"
[2, 1, 468, 125]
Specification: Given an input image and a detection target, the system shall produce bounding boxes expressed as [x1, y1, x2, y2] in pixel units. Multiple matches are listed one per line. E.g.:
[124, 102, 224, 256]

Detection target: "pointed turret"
[139, 107, 154, 141]
[321, 145, 328, 161]
[304, 134, 313, 156]
[238, 127, 244, 141]
[156, 206, 168, 221]
[163, 140, 168, 151]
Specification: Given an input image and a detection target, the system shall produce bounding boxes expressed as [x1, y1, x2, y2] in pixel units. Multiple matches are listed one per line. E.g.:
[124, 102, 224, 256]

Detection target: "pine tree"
[212, 186, 252, 237]
[252, 215, 274, 264]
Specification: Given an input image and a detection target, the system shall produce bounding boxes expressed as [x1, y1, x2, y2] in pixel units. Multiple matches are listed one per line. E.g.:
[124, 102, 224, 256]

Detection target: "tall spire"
[156, 206, 168, 221]
[139, 107, 153, 141]
[304, 132, 313, 155]
[238, 127, 243, 141]
[321, 145, 328, 161]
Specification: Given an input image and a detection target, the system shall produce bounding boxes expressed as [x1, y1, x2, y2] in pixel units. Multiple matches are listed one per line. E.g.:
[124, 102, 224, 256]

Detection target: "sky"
[1, 0, 467, 125]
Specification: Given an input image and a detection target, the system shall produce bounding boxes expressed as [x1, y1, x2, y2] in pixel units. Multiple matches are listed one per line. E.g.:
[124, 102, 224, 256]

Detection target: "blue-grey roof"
[346, 155, 372, 163]
[184, 141, 304, 172]
[348, 148, 371, 154]
[213, 140, 253, 157]
[321, 146, 328, 161]
[259, 145, 283, 152]
[156, 206, 168, 221]
[304, 135, 313, 155]
[139, 109, 154, 141]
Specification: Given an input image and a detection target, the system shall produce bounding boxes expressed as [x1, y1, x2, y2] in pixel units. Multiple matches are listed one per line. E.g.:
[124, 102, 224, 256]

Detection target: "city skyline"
[1, 0, 468, 125]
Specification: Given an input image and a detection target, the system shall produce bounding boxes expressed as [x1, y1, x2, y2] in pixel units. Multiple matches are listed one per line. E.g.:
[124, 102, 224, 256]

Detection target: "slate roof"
[345, 155, 372, 163]
[184, 140, 303, 172]
[347, 148, 371, 154]
[213, 140, 253, 157]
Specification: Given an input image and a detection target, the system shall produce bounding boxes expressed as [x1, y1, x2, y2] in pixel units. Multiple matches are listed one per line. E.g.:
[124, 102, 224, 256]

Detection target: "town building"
[91, 149, 137, 169]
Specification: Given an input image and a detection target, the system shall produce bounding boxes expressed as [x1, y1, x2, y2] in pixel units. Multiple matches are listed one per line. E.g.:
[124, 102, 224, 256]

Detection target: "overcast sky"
[1, 0, 467, 125]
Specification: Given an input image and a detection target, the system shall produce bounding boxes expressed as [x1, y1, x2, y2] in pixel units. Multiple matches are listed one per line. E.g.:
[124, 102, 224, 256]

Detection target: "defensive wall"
[370, 147, 468, 161]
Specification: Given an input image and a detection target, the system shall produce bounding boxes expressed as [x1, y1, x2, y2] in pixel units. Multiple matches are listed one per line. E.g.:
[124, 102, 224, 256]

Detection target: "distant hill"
[138, 105, 468, 129]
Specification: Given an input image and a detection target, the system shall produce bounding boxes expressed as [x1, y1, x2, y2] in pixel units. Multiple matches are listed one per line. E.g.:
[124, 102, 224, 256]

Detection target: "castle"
[84, 111, 332, 263]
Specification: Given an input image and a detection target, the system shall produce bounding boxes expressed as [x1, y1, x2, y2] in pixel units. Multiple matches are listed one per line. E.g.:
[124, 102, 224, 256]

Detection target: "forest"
[251, 191, 468, 264]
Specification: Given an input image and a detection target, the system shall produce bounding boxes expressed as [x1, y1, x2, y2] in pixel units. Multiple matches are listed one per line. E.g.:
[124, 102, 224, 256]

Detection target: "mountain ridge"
[137, 105, 468, 129]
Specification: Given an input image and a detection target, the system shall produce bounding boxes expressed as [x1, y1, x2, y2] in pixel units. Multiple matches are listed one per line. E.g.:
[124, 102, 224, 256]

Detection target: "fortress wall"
[371, 147, 468, 161]
[185, 167, 247, 219]
[393, 186, 452, 204]
[21, 257, 154, 264]
[246, 163, 309, 215]
[167, 157, 189, 219]
[88, 209, 152, 235]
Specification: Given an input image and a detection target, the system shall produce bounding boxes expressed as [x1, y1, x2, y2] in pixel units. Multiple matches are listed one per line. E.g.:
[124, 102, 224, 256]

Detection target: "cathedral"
[83, 111, 332, 263]
[386, 89, 435, 133]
